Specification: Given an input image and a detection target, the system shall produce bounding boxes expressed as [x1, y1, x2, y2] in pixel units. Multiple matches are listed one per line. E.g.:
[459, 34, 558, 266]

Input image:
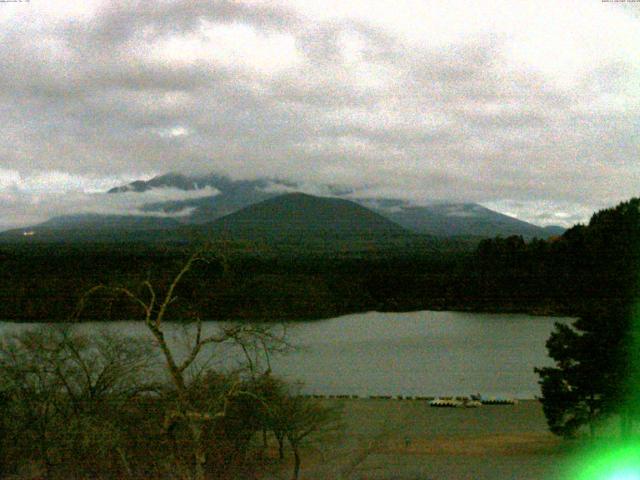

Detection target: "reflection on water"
[0, 310, 572, 398]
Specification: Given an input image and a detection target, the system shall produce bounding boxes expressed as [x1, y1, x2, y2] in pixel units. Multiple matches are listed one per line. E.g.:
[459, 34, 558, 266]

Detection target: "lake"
[0, 310, 572, 399]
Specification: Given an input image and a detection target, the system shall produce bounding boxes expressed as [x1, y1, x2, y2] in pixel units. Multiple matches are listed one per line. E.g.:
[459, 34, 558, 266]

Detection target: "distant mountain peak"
[106, 173, 567, 238]
[202, 192, 408, 240]
[108, 172, 201, 193]
[7, 172, 566, 241]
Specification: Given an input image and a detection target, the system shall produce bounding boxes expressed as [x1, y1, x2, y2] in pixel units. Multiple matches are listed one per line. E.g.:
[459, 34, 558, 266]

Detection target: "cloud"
[0, 0, 639, 229]
[0, 169, 219, 231]
[482, 199, 598, 228]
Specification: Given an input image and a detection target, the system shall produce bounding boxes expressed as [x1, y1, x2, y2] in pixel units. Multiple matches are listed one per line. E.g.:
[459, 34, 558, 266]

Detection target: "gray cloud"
[0, 171, 219, 231]
[0, 0, 639, 229]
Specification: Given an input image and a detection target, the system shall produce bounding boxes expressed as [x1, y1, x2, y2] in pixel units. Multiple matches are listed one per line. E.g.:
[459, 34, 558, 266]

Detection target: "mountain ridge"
[2, 172, 566, 241]
[199, 192, 409, 241]
[108, 173, 566, 239]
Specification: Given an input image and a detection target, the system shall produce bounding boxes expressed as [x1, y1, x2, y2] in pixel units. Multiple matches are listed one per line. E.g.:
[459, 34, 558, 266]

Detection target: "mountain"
[0, 214, 182, 242]
[3, 172, 566, 241]
[39, 214, 180, 230]
[542, 225, 566, 237]
[108, 172, 203, 193]
[109, 173, 564, 239]
[111, 173, 282, 222]
[360, 201, 562, 238]
[199, 192, 409, 241]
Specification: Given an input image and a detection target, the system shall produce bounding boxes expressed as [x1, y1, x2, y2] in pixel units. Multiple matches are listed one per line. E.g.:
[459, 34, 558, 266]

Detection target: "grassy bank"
[268, 398, 577, 480]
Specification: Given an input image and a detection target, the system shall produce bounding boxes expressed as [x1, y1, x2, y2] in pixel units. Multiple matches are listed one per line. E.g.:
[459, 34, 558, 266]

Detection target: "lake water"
[0, 311, 572, 399]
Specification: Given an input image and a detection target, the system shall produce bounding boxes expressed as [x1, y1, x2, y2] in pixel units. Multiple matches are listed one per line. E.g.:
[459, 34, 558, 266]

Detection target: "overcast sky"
[1, 0, 639, 231]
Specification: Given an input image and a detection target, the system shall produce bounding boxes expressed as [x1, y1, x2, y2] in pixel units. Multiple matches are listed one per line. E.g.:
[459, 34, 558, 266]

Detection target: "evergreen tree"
[535, 304, 632, 438]
[536, 198, 640, 438]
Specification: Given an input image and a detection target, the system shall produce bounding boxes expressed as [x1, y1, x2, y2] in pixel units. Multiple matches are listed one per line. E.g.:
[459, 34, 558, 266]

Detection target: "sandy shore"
[267, 398, 575, 480]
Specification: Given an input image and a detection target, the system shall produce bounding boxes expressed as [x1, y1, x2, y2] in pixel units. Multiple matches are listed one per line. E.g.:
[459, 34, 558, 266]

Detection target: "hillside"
[200, 192, 409, 241]
[112, 173, 280, 222]
[39, 214, 180, 230]
[0, 214, 182, 243]
[367, 202, 562, 238]
[107, 173, 564, 239]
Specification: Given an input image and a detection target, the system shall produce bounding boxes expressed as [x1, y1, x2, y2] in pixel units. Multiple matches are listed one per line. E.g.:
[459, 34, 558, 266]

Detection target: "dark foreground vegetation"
[535, 198, 640, 441]
[0, 248, 342, 479]
[0, 325, 340, 480]
[2, 199, 640, 322]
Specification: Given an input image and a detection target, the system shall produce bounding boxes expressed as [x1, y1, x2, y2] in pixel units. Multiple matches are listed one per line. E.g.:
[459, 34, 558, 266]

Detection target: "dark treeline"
[0, 241, 470, 322]
[474, 198, 640, 317]
[1, 198, 639, 322]
[533, 198, 640, 438]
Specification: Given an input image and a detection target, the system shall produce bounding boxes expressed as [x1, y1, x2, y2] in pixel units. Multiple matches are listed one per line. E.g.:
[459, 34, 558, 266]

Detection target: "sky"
[1, 0, 639, 231]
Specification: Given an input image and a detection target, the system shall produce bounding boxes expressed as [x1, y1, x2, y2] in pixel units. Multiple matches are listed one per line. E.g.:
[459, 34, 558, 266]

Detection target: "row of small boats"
[429, 395, 517, 407]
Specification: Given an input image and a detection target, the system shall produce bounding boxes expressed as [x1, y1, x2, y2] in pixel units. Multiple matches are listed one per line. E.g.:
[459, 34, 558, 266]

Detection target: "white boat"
[429, 397, 463, 407]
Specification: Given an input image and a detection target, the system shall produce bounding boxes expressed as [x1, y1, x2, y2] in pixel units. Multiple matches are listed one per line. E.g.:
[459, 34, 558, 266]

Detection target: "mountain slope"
[112, 173, 280, 222]
[0, 214, 182, 242]
[5, 172, 566, 241]
[108, 173, 564, 238]
[364, 202, 560, 238]
[108, 172, 205, 193]
[200, 192, 408, 241]
[39, 214, 180, 230]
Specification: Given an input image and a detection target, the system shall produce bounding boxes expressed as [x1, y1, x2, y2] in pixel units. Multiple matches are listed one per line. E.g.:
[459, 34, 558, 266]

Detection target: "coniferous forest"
[1, 198, 639, 324]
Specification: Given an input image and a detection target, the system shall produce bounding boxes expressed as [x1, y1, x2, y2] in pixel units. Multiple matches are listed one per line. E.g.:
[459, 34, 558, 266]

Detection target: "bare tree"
[0, 330, 63, 478]
[0, 325, 154, 479]
[227, 322, 291, 379]
[265, 386, 342, 480]
[77, 246, 288, 480]
[226, 322, 292, 456]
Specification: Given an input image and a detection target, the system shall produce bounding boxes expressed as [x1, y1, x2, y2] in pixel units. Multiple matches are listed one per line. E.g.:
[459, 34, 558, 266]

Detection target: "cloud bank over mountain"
[0, 168, 218, 231]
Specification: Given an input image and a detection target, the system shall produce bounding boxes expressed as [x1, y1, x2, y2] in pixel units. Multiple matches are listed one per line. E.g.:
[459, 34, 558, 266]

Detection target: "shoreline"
[274, 396, 568, 480]
[301, 394, 538, 401]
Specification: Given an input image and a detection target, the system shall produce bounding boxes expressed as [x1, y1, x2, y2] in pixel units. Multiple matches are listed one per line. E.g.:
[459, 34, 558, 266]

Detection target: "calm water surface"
[0, 311, 572, 398]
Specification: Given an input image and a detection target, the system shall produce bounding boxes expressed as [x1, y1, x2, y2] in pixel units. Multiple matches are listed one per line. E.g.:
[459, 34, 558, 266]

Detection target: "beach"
[268, 398, 574, 480]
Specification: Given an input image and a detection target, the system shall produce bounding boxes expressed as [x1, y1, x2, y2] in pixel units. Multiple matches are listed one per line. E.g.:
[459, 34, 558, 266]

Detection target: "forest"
[1, 198, 639, 323]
